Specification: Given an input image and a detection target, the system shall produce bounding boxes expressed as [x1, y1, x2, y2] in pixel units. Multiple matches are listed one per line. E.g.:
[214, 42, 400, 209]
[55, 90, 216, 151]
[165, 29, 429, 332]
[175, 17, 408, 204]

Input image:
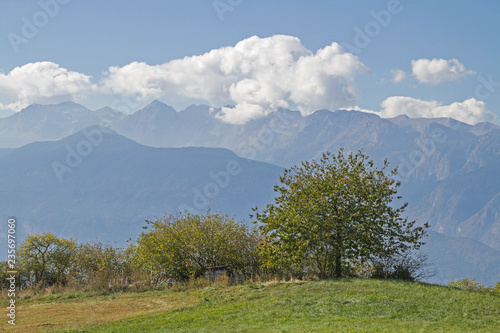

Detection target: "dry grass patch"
[0, 291, 198, 333]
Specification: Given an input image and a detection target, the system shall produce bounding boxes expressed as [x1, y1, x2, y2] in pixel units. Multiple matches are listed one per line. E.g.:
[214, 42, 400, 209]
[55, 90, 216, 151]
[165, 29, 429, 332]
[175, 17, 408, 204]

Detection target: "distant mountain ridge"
[1, 101, 499, 285]
[1, 101, 498, 249]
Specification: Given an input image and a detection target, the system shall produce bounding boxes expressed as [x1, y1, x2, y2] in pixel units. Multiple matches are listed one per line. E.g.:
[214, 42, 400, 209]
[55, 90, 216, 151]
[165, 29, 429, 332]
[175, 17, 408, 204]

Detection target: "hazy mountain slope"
[0, 127, 282, 245]
[113, 100, 182, 147]
[422, 231, 500, 286]
[457, 193, 500, 251]
[0, 148, 12, 158]
[0, 102, 103, 147]
[407, 159, 500, 233]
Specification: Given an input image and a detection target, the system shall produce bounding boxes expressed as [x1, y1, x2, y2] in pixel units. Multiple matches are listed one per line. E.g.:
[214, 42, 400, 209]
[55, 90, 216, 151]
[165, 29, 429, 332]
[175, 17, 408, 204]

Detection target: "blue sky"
[1, 0, 499, 124]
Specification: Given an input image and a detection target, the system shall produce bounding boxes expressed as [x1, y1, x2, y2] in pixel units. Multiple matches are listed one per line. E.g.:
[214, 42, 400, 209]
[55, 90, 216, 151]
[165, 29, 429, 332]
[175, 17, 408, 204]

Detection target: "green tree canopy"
[18, 233, 77, 286]
[72, 242, 131, 282]
[134, 211, 260, 280]
[254, 149, 428, 279]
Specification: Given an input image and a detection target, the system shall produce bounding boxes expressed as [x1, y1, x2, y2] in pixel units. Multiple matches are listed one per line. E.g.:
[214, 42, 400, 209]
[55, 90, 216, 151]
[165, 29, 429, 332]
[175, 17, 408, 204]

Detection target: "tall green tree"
[254, 149, 428, 279]
[18, 233, 77, 286]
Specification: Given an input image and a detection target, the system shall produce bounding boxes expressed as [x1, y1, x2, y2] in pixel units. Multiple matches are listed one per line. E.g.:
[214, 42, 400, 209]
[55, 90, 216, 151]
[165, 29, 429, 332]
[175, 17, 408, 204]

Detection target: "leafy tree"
[254, 149, 428, 279]
[72, 242, 131, 288]
[18, 233, 77, 286]
[0, 261, 22, 288]
[135, 211, 260, 281]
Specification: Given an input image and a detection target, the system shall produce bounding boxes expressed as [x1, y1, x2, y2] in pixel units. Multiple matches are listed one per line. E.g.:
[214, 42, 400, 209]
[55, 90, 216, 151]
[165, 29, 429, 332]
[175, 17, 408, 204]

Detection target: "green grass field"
[4, 279, 500, 332]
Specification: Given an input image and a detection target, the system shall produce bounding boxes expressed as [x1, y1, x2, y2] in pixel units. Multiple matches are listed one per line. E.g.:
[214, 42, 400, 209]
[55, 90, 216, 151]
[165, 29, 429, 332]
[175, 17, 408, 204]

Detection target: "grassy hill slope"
[4, 279, 499, 332]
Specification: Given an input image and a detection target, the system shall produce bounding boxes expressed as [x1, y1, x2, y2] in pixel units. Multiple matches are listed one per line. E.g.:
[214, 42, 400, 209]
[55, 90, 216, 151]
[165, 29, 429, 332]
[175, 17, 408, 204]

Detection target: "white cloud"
[216, 103, 267, 125]
[0, 62, 95, 111]
[411, 58, 476, 85]
[5, 41, 491, 126]
[380, 96, 496, 124]
[351, 105, 378, 115]
[101, 35, 368, 123]
[391, 69, 406, 83]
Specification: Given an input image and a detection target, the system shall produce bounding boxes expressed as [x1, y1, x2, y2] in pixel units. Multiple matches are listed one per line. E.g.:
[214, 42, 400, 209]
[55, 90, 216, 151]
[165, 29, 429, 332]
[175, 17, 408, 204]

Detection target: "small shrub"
[448, 278, 485, 292]
[491, 282, 500, 296]
[370, 253, 434, 281]
[449, 279, 500, 296]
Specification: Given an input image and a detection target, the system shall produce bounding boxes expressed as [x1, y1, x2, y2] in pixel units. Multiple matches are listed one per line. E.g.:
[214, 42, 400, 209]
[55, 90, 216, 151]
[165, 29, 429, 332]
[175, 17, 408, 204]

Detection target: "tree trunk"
[335, 229, 342, 278]
[335, 252, 342, 278]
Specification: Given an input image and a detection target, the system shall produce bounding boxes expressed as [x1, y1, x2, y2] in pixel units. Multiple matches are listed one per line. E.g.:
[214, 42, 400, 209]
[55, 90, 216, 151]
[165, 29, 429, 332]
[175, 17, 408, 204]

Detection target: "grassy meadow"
[1, 278, 499, 332]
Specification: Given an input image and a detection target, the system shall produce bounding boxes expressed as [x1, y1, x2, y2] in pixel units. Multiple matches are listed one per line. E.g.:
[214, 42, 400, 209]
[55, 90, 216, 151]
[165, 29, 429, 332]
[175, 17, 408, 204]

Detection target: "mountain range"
[0, 101, 499, 285]
[0, 128, 281, 243]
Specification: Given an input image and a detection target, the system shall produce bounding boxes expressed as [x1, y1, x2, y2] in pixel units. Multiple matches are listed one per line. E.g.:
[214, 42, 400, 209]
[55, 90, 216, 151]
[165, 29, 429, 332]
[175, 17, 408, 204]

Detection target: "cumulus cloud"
[380, 96, 496, 124]
[6, 40, 491, 126]
[411, 58, 476, 85]
[391, 69, 406, 83]
[101, 35, 368, 123]
[0, 62, 95, 111]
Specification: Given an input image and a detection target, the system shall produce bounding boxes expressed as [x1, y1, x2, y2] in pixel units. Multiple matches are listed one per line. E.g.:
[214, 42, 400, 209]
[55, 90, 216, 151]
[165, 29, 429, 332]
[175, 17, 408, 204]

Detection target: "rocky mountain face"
[0, 102, 104, 147]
